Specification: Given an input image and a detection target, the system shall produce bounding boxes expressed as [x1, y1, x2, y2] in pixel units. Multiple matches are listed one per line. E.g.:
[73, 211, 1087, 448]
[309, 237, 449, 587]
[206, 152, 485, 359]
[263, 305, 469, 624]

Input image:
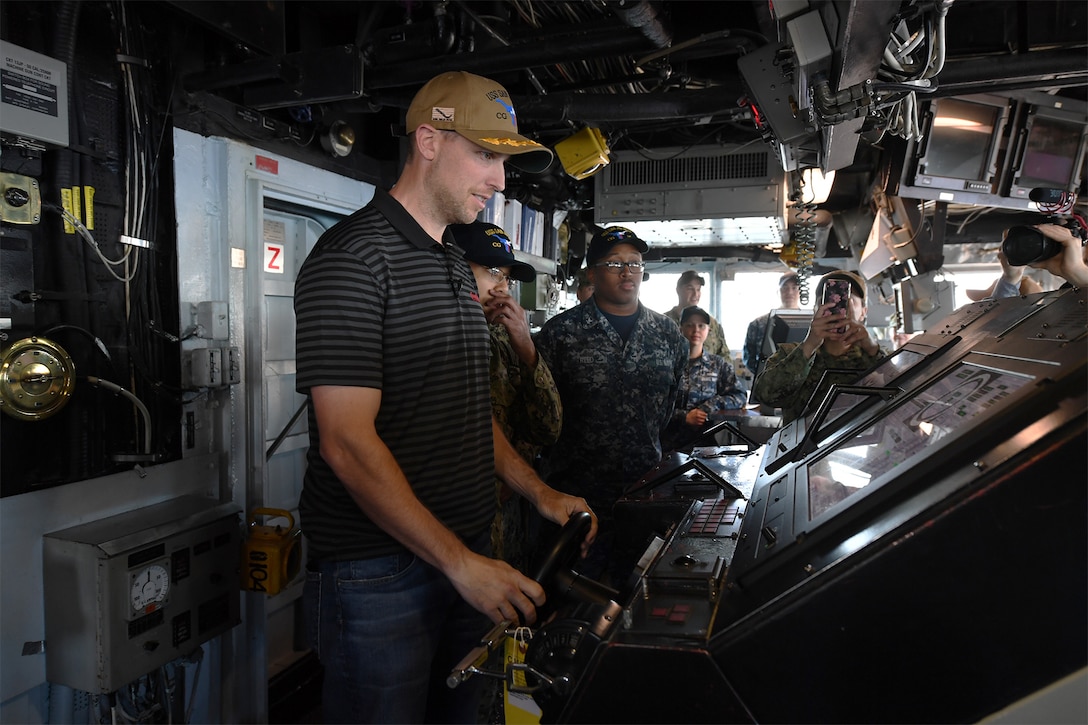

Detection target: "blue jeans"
[304, 531, 492, 723]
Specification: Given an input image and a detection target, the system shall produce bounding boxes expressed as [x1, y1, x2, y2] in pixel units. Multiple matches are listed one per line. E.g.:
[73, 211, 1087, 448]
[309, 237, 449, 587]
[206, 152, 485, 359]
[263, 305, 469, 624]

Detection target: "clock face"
[130, 563, 170, 612]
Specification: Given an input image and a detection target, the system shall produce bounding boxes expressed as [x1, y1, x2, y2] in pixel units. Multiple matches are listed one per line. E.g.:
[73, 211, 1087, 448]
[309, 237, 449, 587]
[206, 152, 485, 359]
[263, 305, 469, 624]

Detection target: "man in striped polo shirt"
[294, 71, 596, 724]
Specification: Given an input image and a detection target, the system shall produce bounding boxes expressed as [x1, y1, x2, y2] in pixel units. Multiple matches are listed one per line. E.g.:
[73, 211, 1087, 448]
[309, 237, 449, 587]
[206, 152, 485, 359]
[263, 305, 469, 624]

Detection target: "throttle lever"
[446, 618, 513, 688]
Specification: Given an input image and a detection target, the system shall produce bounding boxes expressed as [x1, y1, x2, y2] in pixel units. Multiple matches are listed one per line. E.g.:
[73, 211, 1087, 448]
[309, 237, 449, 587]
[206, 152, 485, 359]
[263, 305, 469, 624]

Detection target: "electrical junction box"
[0, 40, 69, 148]
[43, 496, 242, 693]
[195, 301, 229, 340]
[787, 10, 832, 72]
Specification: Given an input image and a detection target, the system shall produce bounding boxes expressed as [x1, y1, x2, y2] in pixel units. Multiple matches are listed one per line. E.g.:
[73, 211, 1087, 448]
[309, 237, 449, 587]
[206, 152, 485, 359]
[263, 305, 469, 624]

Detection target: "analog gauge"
[130, 564, 170, 612]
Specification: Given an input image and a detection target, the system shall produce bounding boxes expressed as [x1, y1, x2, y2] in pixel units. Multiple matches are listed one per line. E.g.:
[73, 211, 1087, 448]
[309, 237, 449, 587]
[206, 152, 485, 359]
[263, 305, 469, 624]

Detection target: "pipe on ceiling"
[513, 86, 746, 124]
[932, 48, 1088, 95]
[366, 22, 654, 89]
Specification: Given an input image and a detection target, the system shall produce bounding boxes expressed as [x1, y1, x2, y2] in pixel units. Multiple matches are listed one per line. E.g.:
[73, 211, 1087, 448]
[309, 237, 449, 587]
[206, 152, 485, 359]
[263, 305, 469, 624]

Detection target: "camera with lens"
[1001, 187, 1087, 266]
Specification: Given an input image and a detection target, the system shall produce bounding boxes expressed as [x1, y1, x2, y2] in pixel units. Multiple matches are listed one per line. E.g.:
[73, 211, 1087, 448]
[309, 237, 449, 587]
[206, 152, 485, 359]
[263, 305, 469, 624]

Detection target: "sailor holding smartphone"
[752, 270, 886, 425]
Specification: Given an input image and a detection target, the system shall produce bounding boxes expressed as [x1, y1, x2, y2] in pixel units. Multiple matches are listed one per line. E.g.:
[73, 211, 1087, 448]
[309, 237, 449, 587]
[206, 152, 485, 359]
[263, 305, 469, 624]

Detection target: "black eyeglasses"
[593, 261, 645, 274]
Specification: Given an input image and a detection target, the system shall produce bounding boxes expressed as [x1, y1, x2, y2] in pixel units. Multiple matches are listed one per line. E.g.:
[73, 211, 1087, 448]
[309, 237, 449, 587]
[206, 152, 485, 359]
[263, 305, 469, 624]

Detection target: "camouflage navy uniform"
[666, 305, 728, 357]
[752, 341, 886, 424]
[487, 322, 562, 571]
[663, 352, 748, 452]
[535, 298, 688, 579]
[744, 312, 770, 372]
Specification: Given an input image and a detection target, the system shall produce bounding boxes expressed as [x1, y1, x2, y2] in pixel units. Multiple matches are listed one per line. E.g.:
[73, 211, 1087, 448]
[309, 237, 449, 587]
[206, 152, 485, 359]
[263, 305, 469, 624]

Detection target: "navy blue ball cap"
[680, 305, 711, 325]
[586, 226, 649, 266]
[450, 221, 537, 282]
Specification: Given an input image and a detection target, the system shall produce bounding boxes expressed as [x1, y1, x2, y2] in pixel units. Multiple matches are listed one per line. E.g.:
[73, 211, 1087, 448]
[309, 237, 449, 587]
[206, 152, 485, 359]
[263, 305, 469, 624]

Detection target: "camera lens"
[1001, 226, 1062, 266]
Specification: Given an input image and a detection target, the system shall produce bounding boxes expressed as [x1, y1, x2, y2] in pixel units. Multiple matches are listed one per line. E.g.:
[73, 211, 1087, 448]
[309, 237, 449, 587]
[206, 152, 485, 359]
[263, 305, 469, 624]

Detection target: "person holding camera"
[974, 223, 1087, 301]
[1011, 223, 1088, 288]
[751, 270, 886, 425]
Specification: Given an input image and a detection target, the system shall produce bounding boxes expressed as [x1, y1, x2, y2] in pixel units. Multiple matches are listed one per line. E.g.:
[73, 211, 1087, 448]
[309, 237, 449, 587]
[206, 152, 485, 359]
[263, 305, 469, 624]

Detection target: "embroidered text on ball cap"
[492, 97, 517, 125]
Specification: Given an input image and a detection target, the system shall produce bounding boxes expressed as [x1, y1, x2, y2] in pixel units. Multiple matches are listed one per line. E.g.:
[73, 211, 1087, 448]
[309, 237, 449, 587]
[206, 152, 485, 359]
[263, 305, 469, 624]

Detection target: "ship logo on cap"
[492, 97, 517, 126]
[486, 228, 514, 254]
[605, 227, 634, 241]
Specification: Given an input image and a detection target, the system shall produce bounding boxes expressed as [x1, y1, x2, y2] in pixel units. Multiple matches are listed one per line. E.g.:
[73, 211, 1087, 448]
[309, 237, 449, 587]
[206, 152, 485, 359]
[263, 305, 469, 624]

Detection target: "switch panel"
[185, 347, 223, 388]
[224, 346, 241, 384]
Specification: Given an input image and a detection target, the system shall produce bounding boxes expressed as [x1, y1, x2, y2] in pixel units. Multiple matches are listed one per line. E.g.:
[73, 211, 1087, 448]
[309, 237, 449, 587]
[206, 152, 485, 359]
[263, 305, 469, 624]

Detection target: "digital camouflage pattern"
[665, 305, 728, 357]
[535, 298, 688, 524]
[751, 341, 886, 424]
[487, 322, 562, 570]
[663, 352, 747, 451]
[744, 312, 770, 372]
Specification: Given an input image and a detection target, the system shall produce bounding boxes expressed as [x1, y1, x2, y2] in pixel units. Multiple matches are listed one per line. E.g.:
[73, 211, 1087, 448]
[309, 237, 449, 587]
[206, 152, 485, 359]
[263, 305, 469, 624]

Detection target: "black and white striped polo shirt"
[295, 189, 494, 561]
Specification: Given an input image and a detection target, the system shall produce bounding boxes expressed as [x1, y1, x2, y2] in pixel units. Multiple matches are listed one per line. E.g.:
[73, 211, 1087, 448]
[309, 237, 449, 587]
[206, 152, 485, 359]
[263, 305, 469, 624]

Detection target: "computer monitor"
[1005, 100, 1088, 200]
[758, 309, 813, 367]
[911, 94, 1011, 194]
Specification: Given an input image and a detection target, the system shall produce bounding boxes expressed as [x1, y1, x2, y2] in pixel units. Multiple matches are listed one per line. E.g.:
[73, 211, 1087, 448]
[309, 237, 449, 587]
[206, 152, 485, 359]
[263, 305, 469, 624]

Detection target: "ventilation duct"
[594, 145, 787, 248]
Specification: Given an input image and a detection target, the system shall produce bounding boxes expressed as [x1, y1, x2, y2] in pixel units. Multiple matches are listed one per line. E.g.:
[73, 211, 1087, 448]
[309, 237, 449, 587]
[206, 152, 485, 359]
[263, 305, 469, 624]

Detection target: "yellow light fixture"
[555, 127, 610, 180]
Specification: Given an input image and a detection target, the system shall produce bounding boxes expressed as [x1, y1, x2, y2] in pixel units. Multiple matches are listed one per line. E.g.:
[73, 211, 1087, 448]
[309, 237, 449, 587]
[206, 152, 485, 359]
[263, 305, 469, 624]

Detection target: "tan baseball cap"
[406, 71, 554, 173]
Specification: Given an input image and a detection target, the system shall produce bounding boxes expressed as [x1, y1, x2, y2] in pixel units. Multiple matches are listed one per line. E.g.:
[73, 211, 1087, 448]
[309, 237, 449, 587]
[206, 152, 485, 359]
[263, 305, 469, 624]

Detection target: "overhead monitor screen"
[805, 363, 1032, 521]
[923, 98, 1002, 181]
[1016, 114, 1083, 190]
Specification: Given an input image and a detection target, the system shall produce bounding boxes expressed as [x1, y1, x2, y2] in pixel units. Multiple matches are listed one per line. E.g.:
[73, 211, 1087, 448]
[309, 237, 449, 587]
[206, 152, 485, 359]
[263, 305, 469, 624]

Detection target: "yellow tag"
[84, 186, 95, 230]
[503, 628, 541, 724]
[60, 188, 74, 234]
[71, 186, 82, 226]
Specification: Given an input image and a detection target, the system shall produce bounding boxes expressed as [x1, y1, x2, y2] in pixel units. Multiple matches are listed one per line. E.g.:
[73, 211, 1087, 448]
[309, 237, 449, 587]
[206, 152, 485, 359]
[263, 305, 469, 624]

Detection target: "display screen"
[923, 98, 1001, 181]
[804, 349, 927, 436]
[1016, 115, 1082, 189]
[805, 363, 1032, 521]
[760, 310, 813, 359]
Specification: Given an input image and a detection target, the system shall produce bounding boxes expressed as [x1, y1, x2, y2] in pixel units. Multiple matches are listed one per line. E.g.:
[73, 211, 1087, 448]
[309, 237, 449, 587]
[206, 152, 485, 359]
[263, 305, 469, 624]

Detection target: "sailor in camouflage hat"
[752, 270, 885, 424]
[450, 220, 562, 571]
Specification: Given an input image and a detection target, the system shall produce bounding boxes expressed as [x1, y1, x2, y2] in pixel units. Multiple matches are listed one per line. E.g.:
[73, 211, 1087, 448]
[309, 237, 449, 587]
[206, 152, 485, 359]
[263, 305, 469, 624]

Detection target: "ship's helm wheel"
[530, 511, 592, 592]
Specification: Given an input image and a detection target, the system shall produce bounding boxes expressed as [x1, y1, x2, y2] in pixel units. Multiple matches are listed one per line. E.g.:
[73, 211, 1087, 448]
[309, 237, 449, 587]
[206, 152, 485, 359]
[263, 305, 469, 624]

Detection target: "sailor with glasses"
[450, 221, 563, 574]
[535, 226, 689, 583]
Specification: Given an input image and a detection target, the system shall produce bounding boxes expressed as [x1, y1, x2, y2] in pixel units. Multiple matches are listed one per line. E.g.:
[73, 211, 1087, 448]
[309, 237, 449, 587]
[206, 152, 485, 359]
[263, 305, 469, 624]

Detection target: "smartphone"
[822, 279, 852, 332]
